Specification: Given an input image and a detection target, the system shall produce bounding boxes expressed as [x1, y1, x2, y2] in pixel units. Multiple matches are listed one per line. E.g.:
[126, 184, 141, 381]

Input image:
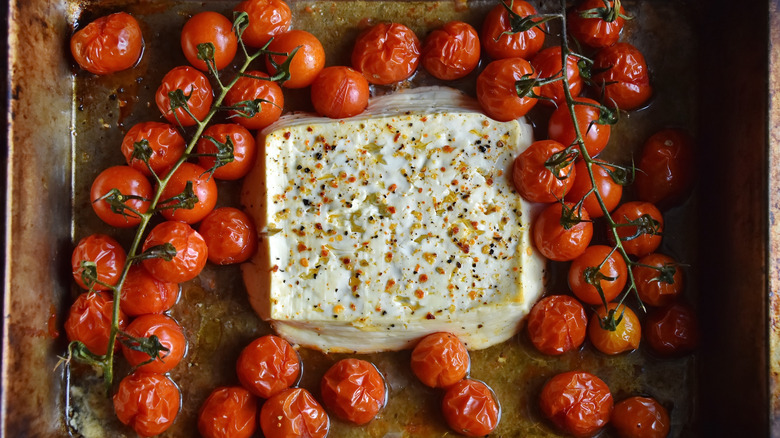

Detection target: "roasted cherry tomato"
[477, 57, 539, 122]
[197, 123, 256, 180]
[526, 295, 588, 355]
[310, 66, 370, 119]
[120, 265, 179, 317]
[633, 253, 683, 307]
[481, 0, 545, 60]
[533, 202, 594, 262]
[122, 313, 187, 373]
[65, 291, 127, 356]
[612, 396, 671, 438]
[593, 42, 652, 110]
[121, 121, 186, 177]
[181, 12, 237, 71]
[236, 335, 300, 398]
[513, 139, 576, 203]
[234, 0, 292, 48]
[410, 332, 470, 388]
[441, 379, 500, 437]
[548, 97, 612, 157]
[259, 388, 329, 438]
[610, 201, 663, 257]
[224, 70, 284, 130]
[531, 46, 583, 106]
[90, 165, 152, 228]
[155, 65, 214, 126]
[142, 221, 208, 283]
[539, 371, 613, 438]
[568, 245, 627, 305]
[321, 358, 386, 425]
[71, 234, 126, 291]
[158, 162, 218, 224]
[352, 22, 421, 85]
[644, 302, 699, 357]
[266, 30, 325, 88]
[70, 12, 143, 75]
[564, 159, 623, 218]
[589, 302, 641, 355]
[198, 207, 258, 265]
[421, 21, 480, 81]
[113, 372, 181, 438]
[635, 129, 695, 207]
[568, 0, 627, 48]
[198, 386, 258, 438]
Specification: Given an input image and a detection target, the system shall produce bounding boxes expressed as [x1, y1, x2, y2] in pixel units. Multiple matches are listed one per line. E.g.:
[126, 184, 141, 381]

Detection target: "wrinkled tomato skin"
[158, 162, 218, 224]
[198, 386, 258, 438]
[142, 221, 208, 283]
[234, 0, 292, 48]
[113, 372, 181, 438]
[236, 335, 300, 398]
[71, 234, 126, 291]
[612, 396, 671, 438]
[568, 0, 626, 49]
[441, 379, 500, 437]
[122, 314, 187, 374]
[635, 129, 695, 207]
[198, 207, 258, 265]
[513, 140, 576, 203]
[421, 21, 480, 81]
[533, 202, 594, 262]
[310, 66, 370, 119]
[589, 303, 641, 355]
[120, 265, 179, 317]
[410, 332, 470, 388]
[156, 66, 213, 126]
[90, 165, 152, 228]
[352, 22, 421, 85]
[526, 295, 587, 355]
[633, 253, 683, 307]
[531, 46, 583, 106]
[121, 121, 186, 177]
[481, 0, 545, 60]
[266, 30, 326, 89]
[181, 12, 238, 71]
[477, 57, 539, 122]
[320, 358, 386, 425]
[70, 12, 143, 75]
[568, 245, 627, 305]
[548, 97, 611, 157]
[197, 123, 257, 180]
[259, 388, 330, 438]
[539, 371, 613, 438]
[610, 201, 664, 257]
[565, 159, 623, 218]
[644, 302, 699, 357]
[224, 70, 284, 130]
[65, 291, 127, 356]
[593, 43, 652, 110]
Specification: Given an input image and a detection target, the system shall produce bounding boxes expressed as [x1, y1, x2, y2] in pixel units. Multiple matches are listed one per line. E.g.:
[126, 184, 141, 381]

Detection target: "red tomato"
[533, 202, 594, 262]
[421, 21, 480, 80]
[593, 43, 652, 110]
[351, 22, 420, 85]
[568, 0, 627, 48]
[644, 302, 699, 356]
[531, 46, 583, 106]
[635, 129, 695, 207]
[310, 66, 370, 119]
[236, 335, 300, 398]
[548, 97, 612, 157]
[589, 302, 641, 355]
[65, 291, 127, 356]
[612, 396, 671, 438]
[119, 265, 179, 317]
[70, 12, 143, 75]
[539, 371, 613, 437]
[121, 314, 187, 373]
[181, 12, 238, 71]
[259, 388, 329, 438]
[141, 221, 208, 283]
[610, 201, 663, 257]
[564, 159, 623, 218]
[526, 295, 588, 355]
[266, 30, 325, 88]
[481, 0, 545, 60]
[71, 234, 126, 291]
[234, 0, 292, 48]
[476, 57, 539, 122]
[198, 207, 258, 265]
[90, 165, 152, 228]
[121, 121, 186, 177]
[512, 139, 576, 203]
[197, 124, 256, 180]
[632, 253, 683, 307]
[158, 162, 218, 224]
[198, 386, 258, 438]
[320, 359, 386, 425]
[568, 245, 627, 305]
[224, 70, 284, 130]
[441, 379, 500, 437]
[410, 332, 470, 388]
[113, 372, 181, 437]
[156, 65, 214, 126]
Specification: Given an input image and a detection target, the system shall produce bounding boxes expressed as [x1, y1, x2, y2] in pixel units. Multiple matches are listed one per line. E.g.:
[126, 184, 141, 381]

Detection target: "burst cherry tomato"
[441, 379, 500, 437]
[198, 207, 258, 264]
[113, 372, 181, 438]
[610, 201, 663, 257]
[352, 22, 421, 85]
[533, 202, 593, 262]
[477, 57, 539, 122]
[320, 359, 386, 425]
[539, 371, 613, 438]
[197, 124, 256, 180]
[70, 12, 143, 75]
[120, 265, 179, 317]
[71, 234, 126, 291]
[526, 295, 588, 355]
[564, 159, 623, 218]
[122, 314, 187, 373]
[633, 253, 683, 307]
[156, 65, 213, 126]
[612, 396, 671, 438]
[589, 302, 641, 355]
[142, 221, 208, 283]
[410, 332, 470, 388]
[644, 302, 699, 356]
[234, 0, 292, 48]
[90, 165, 152, 228]
[121, 122, 186, 177]
[568, 245, 627, 305]
[481, 0, 545, 60]
[181, 12, 238, 71]
[531, 46, 583, 106]
[266, 30, 325, 88]
[421, 21, 480, 80]
[310, 66, 370, 119]
[548, 97, 612, 157]
[198, 386, 258, 438]
[635, 129, 695, 207]
[65, 291, 127, 356]
[259, 388, 329, 438]
[568, 0, 627, 48]
[593, 43, 652, 110]
[236, 335, 300, 399]
[224, 70, 284, 130]
[513, 139, 576, 203]
[157, 162, 218, 224]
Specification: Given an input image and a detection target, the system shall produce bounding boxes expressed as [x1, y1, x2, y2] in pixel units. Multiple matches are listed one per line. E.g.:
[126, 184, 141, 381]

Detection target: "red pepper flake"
[394, 132, 401, 142]
[386, 279, 396, 291]
[348, 176, 357, 183]
[389, 184, 397, 193]
[451, 179, 458, 185]
[415, 289, 425, 299]
[385, 252, 393, 262]
[425, 312, 435, 320]
[321, 248, 330, 257]
[443, 145, 453, 153]
[421, 116, 428, 122]
[469, 290, 477, 300]
[486, 178, 494, 186]
[283, 131, 291, 139]
[419, 274, 428, 283]
[388, 206, 396, 214]
[300, 258, 309, 267]
[272, 265, 279, 272]
[297, 243, 307, 252]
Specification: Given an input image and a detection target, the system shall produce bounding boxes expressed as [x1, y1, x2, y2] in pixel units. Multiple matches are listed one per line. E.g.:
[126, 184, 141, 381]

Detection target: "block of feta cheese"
[241, 86, 545, 353]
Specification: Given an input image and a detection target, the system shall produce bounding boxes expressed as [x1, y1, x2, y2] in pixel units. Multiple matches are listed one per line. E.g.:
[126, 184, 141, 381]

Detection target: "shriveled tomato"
[113, 372, 181, 438]
[157, 162, 218, 224]
[224, 70, 284, 130]
[564, 159, 624, 218]
[71, 234, 126, 291]
[259, 388, 329, 438]
[568, 0, 627, 49]
[513, 139, 576, 203]
[141, 221, 208, 283]
[70, 12, 143, 75]
[548, 97, 612, 157]
[531, 46, 583, 106]
[441, 379, 500, 437]
[633, 253, 683, 307]
[526, 295, 588, 355]
[119, 265, 179, 317]
[421, 21, 480, 81]
[410, 332, 470, 388]
[121, 314, 187, 373]
[612, 396, 670, 438]
[198, 386, 258, 438]
[156, 65, 214, 126]
[198, 207, 258, 265]
[533, 202, 593, 262]
[65, 291, 127, 356]
[477, 57, 539, 122]
[181, 12, 238, 71]
[539, 371, 613, 438]
[352, 22, 421, 85]
[644, 302, 699, 357]
[635, 128, 695, 207]
[568, 245, 627, 305]
[197, 124, 256, 180]
[234, 0, 292, 48]
[593, 42, 652, 110]
[610, 201, 663, 257]
[320, 359, 386, 425]
[121, 121, 186, 177]
[310, 66, 370, 119]
[90, 165, 152, 228]
[236, 335, 300, 398]
[589, 302, 641, 355]
[481, 0, 545, 60]
[266, 30, 325, 88]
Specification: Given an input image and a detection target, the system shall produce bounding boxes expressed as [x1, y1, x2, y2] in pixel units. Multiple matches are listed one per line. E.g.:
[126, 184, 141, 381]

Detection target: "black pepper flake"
[315, 152, 323, 160]
[303, 199, 310, 206]
[304, 167, 310, 173]
[297, 165, 302, 170]
[382, 310, 388, 316]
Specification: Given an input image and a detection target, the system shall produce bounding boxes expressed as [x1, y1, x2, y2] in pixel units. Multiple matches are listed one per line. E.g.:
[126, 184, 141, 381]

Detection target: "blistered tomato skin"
[198, 386, 258, 438]
[633, 253, 683, 307]
[90, 165, 152, 228]
[477, 57, 539, 122]
[610, 201, 664, 257]
[612, 396, 671, 438]
[113, 372, 181, 438]
[198, 207, 258, 265]
[224, 70, 284, 130]
[120, 265, 179, 317]
[181, 12, 238, 71]
[593, 43, 652, 110]
[548, 97, 612, 157]
[568, 0, 627, 49]
[568, 245, 627, 305]
[540, 371, 613, 438]
[121, 122, 186, 177]
[142, 221, 208, 283]
[533, 202, 594, 262]
[352, 22, 421, 85]
[589, 303, 641, 355]
[410, 332, 470, 388]
[441, 379, 501, 437]
[481, 0, 545, 60]
[70, 12, 143, 75]
[266, 30, 326, 88]
[644, 302, 699, 357]
[155, 66, 214, 126]
[122, 314, 187, 374]
[526, 295, 588, 356]
[65, 291, 127, 356]
[71, 234, 126, 291]
[236, 335, 300, 399]
[635, 129, 695, 207]
[513, 139, 576, 203]
[234, 0, 292, 48]
[260, 388, 329, 438]
[565, 159, 623, 218]
[310, 66, 370, 119]
[531, 46, 583, 106]
[320, 358, 386, 425]
[421, 21, 480, 81]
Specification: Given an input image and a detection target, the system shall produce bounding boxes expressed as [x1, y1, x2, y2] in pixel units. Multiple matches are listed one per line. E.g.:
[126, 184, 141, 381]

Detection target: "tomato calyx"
[578, 0, 631, 23]
[192, 135, 236, 174]
[118, 333, 170, 370]
[157, 180, 200, 213]
[132, 243, 177, 264]
[77, 261, 106, 291]
[544, 146, 580, 179]
[498, 0, 557, 37]
[559, 202, 590, 230]
[598, 305, 624, 331]
[93, 188, 148, 220]
[264, 44, 302, 84]
[615, 213, 663, 242]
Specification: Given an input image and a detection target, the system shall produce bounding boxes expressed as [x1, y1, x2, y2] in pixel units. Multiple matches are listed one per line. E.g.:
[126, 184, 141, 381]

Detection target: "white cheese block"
[241, 86, 545, 353]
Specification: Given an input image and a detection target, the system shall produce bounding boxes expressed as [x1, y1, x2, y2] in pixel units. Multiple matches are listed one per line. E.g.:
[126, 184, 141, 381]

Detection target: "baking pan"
[3, 0, 779, 436]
